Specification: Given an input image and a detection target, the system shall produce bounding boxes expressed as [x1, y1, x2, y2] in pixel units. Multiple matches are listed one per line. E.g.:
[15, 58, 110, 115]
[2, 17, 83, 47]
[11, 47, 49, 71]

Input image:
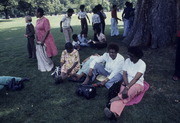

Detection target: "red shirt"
[111, 9, 117, 18]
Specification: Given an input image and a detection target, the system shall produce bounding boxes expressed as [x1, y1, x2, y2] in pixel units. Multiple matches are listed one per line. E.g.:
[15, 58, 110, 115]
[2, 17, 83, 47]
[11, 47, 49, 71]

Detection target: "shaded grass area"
[0, 14, 180, 123]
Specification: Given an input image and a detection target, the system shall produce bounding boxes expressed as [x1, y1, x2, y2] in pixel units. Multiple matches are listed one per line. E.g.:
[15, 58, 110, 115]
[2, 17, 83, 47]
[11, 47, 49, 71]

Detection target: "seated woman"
[59, 42, 80, 82]
[104, 47, 146, 120]
[70, 54, 100, 82]
[88, 27, 107, 49]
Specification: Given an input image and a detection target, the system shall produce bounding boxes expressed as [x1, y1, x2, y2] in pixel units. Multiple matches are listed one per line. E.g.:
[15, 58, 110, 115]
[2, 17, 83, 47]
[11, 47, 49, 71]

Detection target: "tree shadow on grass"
[0, 19, 13, 22]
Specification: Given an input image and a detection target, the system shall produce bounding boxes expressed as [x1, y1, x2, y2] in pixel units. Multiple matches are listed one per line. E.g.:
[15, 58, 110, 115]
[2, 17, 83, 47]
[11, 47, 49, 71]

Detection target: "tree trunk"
[123, 0, 177, 48]
[4, 8, 9, 19]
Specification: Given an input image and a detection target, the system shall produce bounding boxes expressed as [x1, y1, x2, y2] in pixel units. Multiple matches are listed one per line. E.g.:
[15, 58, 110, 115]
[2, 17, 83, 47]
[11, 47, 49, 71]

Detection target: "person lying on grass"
[82, 43, 124, 89]
[104, 46, 146, 121]
[58, 42, 80, 83]
[0, 76, 29, 91]
[70, 53, 100, 82]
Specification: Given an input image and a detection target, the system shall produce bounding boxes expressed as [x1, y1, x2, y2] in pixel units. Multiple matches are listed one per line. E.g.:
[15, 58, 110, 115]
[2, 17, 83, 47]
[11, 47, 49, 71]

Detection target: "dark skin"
[113, 6, 121, 22]
[82, 49, 117, 85]
[35, 10, 49, 46]
[60, 12, 73, 33]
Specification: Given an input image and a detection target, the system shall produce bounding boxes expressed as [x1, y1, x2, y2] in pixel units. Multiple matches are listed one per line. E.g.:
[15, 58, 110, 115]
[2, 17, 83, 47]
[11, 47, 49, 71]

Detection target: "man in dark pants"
[173, 30, 180, 81]
[24, 16, 36, 59]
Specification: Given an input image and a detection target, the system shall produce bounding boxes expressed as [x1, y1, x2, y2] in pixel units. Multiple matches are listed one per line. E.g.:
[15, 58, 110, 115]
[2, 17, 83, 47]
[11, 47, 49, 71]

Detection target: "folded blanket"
[126, 81, 149, 106]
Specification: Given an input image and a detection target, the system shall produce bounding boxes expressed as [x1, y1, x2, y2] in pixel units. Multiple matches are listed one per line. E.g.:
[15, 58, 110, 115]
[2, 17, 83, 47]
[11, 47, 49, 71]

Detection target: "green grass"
[0, 12, 179, 123]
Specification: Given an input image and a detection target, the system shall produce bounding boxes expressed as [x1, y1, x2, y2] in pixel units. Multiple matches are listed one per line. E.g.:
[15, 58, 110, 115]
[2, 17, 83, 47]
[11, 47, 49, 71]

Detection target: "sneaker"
[92, 83, 102, 87]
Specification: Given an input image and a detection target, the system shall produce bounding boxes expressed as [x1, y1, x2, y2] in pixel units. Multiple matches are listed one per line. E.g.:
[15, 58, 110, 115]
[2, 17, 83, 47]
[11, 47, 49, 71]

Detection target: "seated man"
[82, 43, 124, 89]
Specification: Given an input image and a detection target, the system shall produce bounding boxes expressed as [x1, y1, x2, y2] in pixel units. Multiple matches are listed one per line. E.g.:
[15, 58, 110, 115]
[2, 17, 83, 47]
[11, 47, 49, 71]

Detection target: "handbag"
[76, 84, 96, 99]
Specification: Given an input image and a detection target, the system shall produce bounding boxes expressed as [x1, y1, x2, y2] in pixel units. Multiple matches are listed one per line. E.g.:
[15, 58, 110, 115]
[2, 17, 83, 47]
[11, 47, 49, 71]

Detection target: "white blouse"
[123, 58, 146, 86]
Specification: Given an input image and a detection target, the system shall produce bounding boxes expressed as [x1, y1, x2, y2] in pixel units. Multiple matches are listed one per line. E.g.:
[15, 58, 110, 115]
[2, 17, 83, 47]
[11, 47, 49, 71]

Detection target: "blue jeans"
[92, 63, 123, 89]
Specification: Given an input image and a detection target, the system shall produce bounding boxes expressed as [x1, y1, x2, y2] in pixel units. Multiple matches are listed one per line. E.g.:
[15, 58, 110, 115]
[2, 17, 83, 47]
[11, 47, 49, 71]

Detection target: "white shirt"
[123, 58, 146, 86]
[90, 53, 124, 79]
[97, 33, 106, 43]
[92, 14, 101, 24]
[78, 11, 87, 19]
[26, 22, 32, 25]
[61, 14, 71, 28]
[78, 34, 87, 44]
[72, 40, 80, 46]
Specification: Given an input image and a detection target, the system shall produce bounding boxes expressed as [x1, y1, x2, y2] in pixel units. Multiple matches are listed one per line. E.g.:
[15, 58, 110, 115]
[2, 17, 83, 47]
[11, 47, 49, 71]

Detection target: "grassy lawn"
[0, 12, 179, 123]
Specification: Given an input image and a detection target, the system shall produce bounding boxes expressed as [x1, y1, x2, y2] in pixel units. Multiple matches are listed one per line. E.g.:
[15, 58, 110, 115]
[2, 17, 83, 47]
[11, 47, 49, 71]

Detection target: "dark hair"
[80, 5, 85, 10]
[108, 43, 119, 53]
[92, 8, 98, 14]
[125, 2, 131, 7]
[112, 5, 117, 9]
[72, 34, 78, 40]
[95, 4, 103, 11]
[65, 42, 73, 50]
[67, 8, 74, 13]
[128, 46, 143, 59]
[129, 3, 133, 8]
[37, 7, 44, 16]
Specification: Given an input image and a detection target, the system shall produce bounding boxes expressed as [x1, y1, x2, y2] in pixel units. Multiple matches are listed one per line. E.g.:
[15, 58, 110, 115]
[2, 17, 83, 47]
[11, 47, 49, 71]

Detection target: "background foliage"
[0, 0, 137, 18]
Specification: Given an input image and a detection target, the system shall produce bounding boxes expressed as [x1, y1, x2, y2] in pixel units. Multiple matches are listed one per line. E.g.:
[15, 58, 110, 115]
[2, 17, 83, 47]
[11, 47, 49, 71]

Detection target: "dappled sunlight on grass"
[0, 108, 16, 117]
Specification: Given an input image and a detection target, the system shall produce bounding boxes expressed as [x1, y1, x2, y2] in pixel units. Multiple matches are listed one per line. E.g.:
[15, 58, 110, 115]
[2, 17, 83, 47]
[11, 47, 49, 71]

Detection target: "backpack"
[76, 84, 96, 99]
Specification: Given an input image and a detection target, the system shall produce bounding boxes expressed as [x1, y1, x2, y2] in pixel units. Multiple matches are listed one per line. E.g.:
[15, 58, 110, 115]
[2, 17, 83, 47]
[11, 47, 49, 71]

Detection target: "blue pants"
[92, 63, 123, 89]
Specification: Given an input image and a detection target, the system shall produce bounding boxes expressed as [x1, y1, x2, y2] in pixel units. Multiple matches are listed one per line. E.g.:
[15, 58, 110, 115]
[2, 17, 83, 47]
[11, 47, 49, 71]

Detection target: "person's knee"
[94, 63, 103, 70]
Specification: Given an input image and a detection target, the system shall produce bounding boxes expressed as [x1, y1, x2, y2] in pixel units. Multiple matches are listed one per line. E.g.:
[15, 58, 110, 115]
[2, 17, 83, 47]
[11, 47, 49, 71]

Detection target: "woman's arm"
[121, 72, 143, 96]
[67, 62, 78, 74]
[126, 72, 143, 89]
[123, 71, 128, 86]
[41, 30, 49, 45]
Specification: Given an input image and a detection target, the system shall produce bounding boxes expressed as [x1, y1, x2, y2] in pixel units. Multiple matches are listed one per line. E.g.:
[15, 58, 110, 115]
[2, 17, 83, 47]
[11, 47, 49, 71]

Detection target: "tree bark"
[4, 8, 9, 19]
[123, 0, 177, 48]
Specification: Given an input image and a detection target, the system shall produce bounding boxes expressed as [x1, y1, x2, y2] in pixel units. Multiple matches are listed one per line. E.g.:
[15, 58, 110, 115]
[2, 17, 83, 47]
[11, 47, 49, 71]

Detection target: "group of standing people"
[111, 2, 135, 37]
[25, 8, 58, 72]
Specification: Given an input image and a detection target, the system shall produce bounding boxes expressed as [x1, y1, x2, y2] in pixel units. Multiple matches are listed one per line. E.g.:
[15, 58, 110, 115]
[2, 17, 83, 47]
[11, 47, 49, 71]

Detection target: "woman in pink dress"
[35, 8, 58, 72]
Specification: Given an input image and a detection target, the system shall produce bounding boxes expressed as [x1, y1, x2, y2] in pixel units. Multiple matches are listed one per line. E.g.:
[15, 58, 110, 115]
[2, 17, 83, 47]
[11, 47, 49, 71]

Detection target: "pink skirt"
[110, 83, 144, 116]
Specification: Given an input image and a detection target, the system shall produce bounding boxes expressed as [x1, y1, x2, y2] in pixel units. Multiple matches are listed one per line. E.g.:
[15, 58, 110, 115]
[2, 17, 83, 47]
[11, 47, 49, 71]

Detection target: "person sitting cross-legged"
[104, 47, 146, 121]
[58, 42, 80, 83]
[82, 43, 124, 89]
